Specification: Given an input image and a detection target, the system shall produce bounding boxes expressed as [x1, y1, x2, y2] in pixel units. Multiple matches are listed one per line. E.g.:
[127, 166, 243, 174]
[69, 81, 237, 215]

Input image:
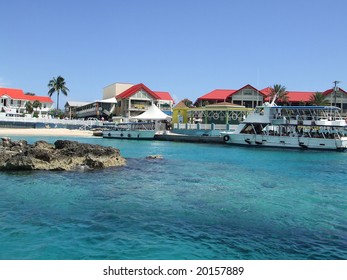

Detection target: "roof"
[197, 84, 267, 102]
[322, 88, 347, 95]
[286, 91, 315, 102]
[95, 97, 117, 103]
[154, 91, 174, 102]
[65, 101, 90, 107]
[173, 100, 189, 109]
[0, 88, 53, 103]
[235, 84, 267, 96]
[198, 89, 236, 101]
[262, 87, 315, 102]
[117, 83, 160, 99]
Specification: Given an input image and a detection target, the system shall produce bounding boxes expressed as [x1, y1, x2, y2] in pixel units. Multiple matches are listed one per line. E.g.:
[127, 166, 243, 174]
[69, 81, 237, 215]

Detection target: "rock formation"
[0, 138, 126, 171]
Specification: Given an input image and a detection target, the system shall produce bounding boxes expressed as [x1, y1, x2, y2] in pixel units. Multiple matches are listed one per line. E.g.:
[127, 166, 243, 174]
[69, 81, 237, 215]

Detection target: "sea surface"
[0, 135, 346, 260]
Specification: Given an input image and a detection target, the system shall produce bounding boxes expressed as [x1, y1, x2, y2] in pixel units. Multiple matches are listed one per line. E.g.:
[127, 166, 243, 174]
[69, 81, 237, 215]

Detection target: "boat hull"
[223, 134, 347, 150]
[103, 130, 156, 140]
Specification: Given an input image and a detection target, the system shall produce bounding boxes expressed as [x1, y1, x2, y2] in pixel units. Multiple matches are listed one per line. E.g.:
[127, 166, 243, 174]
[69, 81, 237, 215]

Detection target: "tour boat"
[102, 122, 156, 140]
[221, 102, 347, 151]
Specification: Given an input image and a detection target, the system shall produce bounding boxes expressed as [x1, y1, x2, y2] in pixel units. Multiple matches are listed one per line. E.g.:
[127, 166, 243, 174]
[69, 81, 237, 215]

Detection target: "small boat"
[221, 102, 347, 151]
[102, 122, 156, 140]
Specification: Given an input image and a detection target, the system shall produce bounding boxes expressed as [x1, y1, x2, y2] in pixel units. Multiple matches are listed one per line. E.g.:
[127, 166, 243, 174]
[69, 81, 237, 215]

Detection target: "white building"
[0, 88, 54, 116]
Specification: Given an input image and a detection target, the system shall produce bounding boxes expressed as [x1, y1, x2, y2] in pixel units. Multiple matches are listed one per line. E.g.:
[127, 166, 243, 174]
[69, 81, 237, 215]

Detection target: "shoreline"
[0, 128, 94, 137]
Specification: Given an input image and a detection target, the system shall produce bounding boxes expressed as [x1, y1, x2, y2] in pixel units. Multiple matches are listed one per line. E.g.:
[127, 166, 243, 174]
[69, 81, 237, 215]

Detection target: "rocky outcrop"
[0, 138, 126, 171]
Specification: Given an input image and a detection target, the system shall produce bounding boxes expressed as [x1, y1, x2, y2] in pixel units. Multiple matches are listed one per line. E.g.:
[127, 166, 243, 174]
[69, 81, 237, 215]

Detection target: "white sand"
[0, 128, 94, 137]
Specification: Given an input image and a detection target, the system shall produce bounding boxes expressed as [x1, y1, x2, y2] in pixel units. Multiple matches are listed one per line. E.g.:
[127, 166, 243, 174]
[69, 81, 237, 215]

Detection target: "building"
[195, 84, 266, 108]
[64, 101, 90, 119]
[0, 88, 54, 116]
[322, 88, 347, 113]
[172, 100, 190, 124]
[103, 82, 134, 99]
[104, 83, 174, 119]
[262, 87, 347, 113]
[73, 98, 117, 120]
[196, 84, 347, 114]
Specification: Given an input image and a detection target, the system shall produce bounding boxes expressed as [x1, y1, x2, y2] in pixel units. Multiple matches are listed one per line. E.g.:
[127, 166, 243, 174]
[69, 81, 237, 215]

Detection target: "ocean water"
[0, 136, 346, 260]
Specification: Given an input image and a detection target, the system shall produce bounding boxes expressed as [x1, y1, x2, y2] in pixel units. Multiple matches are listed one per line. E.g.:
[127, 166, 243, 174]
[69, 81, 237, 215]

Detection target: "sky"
[1, 0, 346, 107]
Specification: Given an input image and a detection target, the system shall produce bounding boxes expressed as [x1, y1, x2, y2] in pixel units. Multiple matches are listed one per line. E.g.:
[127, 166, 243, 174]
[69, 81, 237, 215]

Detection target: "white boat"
[102, 122, 156, 140]
[221, 103, 347, 151]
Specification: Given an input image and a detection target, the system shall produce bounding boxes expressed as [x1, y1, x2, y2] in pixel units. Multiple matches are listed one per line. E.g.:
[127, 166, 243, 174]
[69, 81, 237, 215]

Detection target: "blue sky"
[1, 0, 346, 107]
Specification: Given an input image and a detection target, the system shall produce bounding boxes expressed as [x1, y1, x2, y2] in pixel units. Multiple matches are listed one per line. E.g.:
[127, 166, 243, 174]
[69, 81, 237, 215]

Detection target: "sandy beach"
[0, 128, 94, 137]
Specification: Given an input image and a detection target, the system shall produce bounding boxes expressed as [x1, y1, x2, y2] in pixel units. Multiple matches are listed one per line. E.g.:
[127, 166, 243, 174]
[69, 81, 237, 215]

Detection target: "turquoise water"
[0, 136, 346, 260]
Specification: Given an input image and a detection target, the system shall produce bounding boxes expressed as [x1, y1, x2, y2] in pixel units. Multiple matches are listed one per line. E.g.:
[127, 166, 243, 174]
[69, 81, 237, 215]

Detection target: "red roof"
[117, 83, 161, 99]
[262, 87, 315, 102]
[234, 84, 267, 96]
[198, 89, 236, 101]
[154, 91, 174, 102]
[286, 91, 314, 102]
[197, 84, 266, 102]
[0, 88, 53, 103]
[0, 88, 26, 99]
[322, 88, 347, 95]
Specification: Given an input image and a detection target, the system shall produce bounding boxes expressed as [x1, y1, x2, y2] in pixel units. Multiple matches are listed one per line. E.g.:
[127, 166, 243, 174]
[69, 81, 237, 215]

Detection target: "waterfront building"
[64, 101, 90, 119]
[322, 88, 347, 113]
[0, 88, 53, 116]
[172, 100, 190, 124]
[196, 84, 347, 114]
[70, 83, 174, 120]
[104, 83, 174, 119]
[73, 97, 117, 120]
[195, 84, 266, 108]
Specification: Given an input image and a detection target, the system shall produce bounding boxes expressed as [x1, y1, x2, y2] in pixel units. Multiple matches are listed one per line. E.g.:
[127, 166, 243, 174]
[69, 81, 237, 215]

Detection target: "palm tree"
[48, 76, 69, 110]
[309, 92, 329, 106]
[268, 84, 289, 104]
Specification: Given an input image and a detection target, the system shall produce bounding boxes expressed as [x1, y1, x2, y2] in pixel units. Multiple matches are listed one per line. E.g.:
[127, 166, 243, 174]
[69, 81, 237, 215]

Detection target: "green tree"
[309, 92, 329, 106]
[182, 98, 193, 107]
[32, 100, 42, 112]
[25, 101, 33, 114]
[48, 76, 69, 110]
[268, 84, 289, 104]
[48, 108, 65, 119]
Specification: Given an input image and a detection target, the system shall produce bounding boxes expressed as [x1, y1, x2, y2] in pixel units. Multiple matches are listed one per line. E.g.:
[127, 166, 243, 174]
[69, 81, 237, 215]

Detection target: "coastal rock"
[0, 138, 126, 171]
[146, 154, 164, 160]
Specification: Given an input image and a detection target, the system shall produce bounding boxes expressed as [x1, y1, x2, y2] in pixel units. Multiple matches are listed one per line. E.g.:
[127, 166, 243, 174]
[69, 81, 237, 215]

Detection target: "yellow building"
[172, 100, 190, 124]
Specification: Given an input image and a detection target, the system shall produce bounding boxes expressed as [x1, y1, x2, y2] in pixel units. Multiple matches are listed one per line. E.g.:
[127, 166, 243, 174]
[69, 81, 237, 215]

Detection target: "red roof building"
[0, 87, 54, 114]
[112, 83, 174, 118]
[196, 84, 347, 113]
[196, 84, 266, 108]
